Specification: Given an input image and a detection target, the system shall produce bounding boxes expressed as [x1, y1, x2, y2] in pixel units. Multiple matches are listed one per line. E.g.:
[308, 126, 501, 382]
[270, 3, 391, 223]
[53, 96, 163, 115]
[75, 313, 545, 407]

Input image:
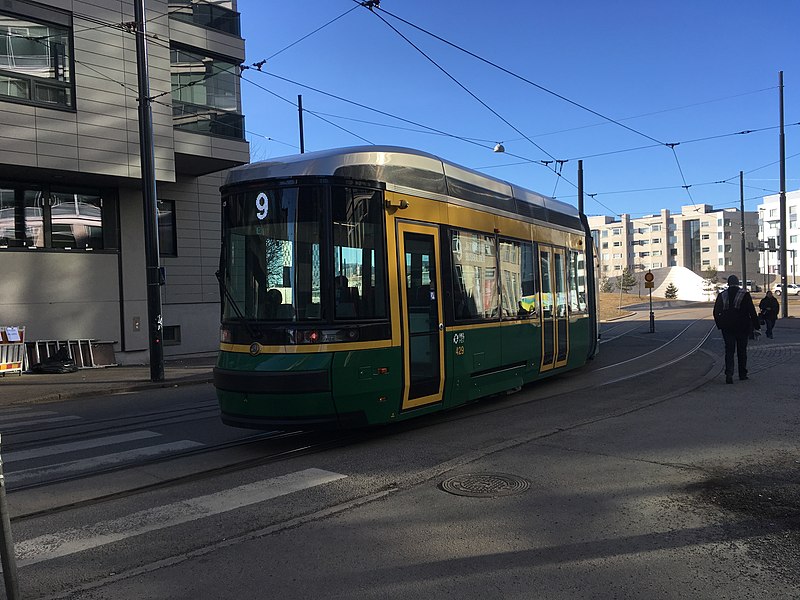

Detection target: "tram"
[213, 146, 599, 429]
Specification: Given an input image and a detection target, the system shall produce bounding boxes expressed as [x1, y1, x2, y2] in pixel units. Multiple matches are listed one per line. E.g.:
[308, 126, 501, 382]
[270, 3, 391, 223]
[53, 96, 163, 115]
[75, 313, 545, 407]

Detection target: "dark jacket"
[713, 286, 760, 336]
[759, 295, 780, 321]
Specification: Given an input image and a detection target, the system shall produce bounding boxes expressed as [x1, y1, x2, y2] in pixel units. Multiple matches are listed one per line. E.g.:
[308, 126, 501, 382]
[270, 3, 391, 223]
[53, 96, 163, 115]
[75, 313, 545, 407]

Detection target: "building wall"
[758, 189, 800, 287]
[589, 204, 759, 287]
[0, 0, 248, 363]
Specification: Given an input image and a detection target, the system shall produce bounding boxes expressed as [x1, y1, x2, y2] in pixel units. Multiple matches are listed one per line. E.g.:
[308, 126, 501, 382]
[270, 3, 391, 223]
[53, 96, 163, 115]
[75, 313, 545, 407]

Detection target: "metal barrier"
[26, 339, 117, 369]
[0, 327, 25, 376]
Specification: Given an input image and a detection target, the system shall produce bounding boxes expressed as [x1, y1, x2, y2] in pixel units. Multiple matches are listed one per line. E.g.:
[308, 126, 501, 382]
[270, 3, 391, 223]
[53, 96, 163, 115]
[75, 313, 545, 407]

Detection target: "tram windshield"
[221, 184, 387, 322]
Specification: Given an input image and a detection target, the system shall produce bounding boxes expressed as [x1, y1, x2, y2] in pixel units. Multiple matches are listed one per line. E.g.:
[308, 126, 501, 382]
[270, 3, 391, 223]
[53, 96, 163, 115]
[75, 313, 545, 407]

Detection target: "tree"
[618, 267, 637, 294]
[702, 267, 719, 300]
[600, 275, 615, 293]
[664, 282, 678, 300]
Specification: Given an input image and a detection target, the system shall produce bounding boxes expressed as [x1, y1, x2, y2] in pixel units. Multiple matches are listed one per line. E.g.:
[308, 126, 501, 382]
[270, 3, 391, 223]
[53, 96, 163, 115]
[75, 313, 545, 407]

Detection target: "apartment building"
[589, 204, 760, 282]
[0, 0, 249, 362]
[758, 189, 800, 286]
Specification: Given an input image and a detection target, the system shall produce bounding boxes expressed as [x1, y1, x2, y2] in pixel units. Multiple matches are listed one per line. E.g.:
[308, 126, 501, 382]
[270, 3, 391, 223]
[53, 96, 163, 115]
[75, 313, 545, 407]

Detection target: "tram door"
[539, 245, 570, 372]
[398, 223, 445, 410]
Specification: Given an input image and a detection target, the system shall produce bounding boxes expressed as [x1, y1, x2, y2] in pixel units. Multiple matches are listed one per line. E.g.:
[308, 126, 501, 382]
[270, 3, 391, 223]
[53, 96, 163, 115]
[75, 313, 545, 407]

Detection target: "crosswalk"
[0, 406, 349, 570]
[0, 407, 204, 488]
[14, 468, 347, 567]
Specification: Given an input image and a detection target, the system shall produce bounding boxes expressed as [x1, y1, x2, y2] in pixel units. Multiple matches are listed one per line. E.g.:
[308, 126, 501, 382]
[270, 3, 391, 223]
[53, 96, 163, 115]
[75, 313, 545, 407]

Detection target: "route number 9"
[255, 192, 269, 220]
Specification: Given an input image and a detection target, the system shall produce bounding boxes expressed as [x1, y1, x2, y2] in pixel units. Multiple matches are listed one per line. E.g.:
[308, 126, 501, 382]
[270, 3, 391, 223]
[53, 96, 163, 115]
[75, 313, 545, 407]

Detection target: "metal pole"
[298, 95, 305, 154]
[134, 0, 164, 381]
[577, 159, 584, 215]
[0, 434, 21, 600]
[740, 171, 747, 289]
[779, 71, 788, 317]
[649, 287, 654, 333]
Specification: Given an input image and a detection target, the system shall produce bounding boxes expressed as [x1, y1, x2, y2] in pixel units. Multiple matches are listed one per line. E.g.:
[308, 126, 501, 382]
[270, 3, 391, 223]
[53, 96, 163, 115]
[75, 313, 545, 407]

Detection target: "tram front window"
[222, 185, 323, 321]
[221, 184, 387, 324]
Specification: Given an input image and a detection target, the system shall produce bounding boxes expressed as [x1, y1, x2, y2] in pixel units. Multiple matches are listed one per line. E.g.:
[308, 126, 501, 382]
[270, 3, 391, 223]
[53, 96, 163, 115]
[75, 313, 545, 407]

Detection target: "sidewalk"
[0, 355, 216, 406]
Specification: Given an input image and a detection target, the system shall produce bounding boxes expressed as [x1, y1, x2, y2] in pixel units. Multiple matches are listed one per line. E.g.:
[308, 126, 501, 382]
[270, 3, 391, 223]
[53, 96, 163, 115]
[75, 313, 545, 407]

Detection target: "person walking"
[758, 290, 780, 338]
[713, 275, 760, 384]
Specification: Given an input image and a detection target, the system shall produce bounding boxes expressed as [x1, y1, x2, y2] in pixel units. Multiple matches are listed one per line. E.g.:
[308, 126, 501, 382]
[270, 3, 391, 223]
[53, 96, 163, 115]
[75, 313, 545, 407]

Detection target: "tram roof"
[226, 146, 581, 227]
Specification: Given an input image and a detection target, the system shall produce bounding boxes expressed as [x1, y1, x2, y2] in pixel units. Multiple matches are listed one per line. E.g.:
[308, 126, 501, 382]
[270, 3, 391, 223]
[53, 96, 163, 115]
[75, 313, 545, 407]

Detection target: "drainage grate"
[439, 473, 531, 498]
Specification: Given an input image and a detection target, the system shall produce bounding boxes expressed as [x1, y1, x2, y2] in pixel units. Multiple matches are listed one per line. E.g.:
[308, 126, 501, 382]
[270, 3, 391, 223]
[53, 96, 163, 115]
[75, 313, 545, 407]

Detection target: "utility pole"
[779, 70, 788, 317]
[740, 171, 746, 289]
[298, 94, 305, 154]
[134, 0, 165, 381]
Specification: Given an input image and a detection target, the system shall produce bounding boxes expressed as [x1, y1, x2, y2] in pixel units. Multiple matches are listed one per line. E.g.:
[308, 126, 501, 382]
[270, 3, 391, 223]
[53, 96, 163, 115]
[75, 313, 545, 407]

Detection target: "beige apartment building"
[589, 204, 760, 284]
[758, 189, 800, 288]
[0, 0, 249, 362]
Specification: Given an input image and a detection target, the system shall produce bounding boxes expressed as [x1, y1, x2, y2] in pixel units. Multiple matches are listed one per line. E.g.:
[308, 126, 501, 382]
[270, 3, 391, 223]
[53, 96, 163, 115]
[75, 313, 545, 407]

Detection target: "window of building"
[169, 0, 241, 36]
[702, 260, 710, 266]
[702, 247, 710, 253]
[0, 2, 74, 109]
[612, 227, 622, 235]
[702, 234, 710, 240]
[652, 250, 662, 256]
[613, 241, 621, 247]
[651, 224, 661, 232]
[171, 46, 244, 139]
[0, 183, 117, 250]
[653, 262, 662, 268]
[701, 221, 709, 227]
[651, 238, 661, 244]
[158, 200, 177, 257]
[602, 230, 608, 238]
[613, 265, 621, 271]
[612, 253, 623, 259]
[601, 241, 608, 249]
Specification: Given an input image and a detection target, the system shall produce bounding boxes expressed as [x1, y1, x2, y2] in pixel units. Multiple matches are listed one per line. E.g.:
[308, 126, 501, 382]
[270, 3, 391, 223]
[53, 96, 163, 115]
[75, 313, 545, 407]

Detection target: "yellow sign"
[645, 281, 654, 289]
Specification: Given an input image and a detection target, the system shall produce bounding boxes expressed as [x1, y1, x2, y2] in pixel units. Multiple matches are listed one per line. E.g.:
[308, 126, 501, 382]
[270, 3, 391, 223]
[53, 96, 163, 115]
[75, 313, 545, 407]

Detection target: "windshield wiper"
[215, 269, 261, 340]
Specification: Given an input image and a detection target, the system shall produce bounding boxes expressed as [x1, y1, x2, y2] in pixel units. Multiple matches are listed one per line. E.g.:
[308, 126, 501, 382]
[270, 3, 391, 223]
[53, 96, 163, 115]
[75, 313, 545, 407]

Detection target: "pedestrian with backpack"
[713, 275, 761, 384]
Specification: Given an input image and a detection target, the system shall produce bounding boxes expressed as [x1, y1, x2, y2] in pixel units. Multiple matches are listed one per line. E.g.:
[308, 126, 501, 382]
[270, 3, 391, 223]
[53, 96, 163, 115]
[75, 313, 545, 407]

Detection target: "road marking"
[0, 415, 82, 428]
[14, 468, 347, 567]
[3, 431, 163, 463]
[6, 440, 204, 485]
[0, 410, 58, 423]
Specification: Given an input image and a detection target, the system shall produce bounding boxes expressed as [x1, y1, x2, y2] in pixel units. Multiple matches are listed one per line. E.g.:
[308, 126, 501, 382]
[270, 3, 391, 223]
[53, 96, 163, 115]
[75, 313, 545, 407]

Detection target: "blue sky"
[236, 0, 799, 219]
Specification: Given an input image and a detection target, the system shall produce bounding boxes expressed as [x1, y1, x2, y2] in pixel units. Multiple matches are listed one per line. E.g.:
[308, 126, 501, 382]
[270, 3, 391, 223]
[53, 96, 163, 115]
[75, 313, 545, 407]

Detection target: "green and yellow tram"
[214, 146, 598, 429]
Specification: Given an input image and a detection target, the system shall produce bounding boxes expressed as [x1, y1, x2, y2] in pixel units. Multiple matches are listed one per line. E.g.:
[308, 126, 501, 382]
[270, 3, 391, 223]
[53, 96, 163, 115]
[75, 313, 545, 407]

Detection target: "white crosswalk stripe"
[3, 431, 163, 463]
[14, 468, 347, 567]
[6, 440, 204, 485]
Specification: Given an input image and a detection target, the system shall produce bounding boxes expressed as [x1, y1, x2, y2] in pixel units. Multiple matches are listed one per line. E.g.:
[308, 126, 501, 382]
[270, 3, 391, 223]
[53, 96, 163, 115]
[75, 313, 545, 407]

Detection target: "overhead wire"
[363, 7, 559, 163]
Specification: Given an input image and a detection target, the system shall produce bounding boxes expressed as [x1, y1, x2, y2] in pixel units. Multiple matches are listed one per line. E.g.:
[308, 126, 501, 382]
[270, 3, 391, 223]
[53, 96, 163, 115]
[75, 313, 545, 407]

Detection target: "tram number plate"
[455, 346, 465, 356]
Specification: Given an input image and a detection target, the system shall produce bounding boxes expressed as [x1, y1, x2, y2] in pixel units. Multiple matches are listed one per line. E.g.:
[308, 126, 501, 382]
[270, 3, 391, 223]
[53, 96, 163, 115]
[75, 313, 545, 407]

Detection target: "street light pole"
[134, 0, 165, 381]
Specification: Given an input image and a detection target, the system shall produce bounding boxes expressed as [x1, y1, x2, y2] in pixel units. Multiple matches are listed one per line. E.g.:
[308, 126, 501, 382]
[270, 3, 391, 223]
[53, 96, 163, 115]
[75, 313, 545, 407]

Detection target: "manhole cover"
[440, 473, 531, 498]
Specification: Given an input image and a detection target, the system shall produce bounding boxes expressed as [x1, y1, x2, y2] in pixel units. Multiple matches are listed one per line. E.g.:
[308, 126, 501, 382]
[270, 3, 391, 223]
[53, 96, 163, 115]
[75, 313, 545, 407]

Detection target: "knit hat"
[727, 274, 740, 287]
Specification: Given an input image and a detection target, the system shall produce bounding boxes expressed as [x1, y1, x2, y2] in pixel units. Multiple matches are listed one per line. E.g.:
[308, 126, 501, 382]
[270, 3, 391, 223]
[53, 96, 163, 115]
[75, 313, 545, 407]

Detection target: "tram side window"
[568, 249, 588, 313]
[332, 186, 387, 320]
[450, 229, 498, 320]
[499, 239, 536, 318]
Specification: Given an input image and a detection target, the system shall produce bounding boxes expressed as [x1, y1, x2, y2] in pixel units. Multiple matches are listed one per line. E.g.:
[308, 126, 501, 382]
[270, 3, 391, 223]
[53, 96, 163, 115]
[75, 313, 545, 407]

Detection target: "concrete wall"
[0, 252, 120, 340]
